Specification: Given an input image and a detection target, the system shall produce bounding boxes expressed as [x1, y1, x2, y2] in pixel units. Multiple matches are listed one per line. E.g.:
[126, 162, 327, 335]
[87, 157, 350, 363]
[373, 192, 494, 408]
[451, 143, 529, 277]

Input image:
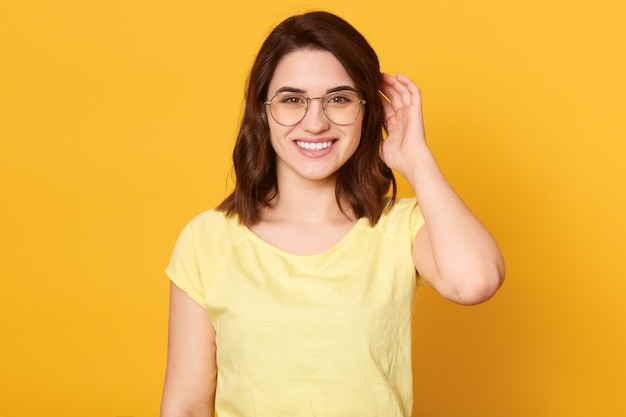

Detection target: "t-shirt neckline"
[242, 217, 368, 259]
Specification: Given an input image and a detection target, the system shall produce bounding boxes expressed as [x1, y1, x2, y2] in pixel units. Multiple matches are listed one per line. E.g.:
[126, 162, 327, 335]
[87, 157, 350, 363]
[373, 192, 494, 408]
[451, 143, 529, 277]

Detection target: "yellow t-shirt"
[166, 198, 425, 417]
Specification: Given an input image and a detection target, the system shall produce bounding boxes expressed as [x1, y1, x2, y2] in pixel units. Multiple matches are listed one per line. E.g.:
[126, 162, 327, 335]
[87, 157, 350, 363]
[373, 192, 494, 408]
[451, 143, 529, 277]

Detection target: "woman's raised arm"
[380, 72, 505, 305]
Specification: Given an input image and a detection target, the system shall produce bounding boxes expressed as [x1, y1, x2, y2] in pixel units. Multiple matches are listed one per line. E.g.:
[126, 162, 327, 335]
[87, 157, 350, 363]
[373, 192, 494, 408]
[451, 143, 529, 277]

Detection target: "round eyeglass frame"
[264, 91, 366, 127]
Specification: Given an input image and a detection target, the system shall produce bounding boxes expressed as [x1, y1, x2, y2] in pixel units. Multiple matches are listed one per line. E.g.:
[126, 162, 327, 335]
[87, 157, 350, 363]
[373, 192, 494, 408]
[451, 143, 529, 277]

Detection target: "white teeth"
[296, 140, 333, 150]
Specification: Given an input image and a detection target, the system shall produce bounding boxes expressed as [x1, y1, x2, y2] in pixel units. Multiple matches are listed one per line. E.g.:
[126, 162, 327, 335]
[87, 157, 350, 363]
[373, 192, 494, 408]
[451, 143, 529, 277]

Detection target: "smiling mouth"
[295, 140, 336, 150]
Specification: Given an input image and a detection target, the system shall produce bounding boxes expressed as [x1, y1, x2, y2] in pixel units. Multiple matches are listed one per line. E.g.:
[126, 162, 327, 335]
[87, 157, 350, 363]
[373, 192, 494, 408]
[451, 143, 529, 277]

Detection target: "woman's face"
[265, 49, 364, 185]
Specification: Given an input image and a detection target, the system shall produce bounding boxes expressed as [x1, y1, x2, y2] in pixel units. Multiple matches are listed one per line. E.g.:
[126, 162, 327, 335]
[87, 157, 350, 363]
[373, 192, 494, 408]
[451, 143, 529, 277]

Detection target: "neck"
[263, 177, 354, 225]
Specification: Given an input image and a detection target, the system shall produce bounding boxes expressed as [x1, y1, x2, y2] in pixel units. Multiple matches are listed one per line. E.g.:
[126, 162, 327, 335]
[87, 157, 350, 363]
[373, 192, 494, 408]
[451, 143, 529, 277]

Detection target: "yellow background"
[1, 0, 625, 416]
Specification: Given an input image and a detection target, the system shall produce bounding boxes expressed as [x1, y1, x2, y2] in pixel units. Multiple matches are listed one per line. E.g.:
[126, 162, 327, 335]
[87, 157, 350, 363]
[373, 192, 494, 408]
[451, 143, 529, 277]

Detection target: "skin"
[266, 49, 363, 186]
[161, 283, 216, 417]
[161, 50, 505, 416]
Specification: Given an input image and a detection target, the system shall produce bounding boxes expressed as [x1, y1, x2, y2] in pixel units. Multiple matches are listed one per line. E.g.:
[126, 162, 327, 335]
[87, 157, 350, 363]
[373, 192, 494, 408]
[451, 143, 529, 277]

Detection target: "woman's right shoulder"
[166, 209, 242, 307]
[185, 207, 231, 228]
[180, 208, 240, 236]
[175, 208, 246, 251]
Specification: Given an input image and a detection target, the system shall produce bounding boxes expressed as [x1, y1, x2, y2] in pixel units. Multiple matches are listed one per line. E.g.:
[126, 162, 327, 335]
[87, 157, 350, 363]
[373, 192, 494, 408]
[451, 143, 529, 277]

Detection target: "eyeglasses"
[264, 90, 366, 126]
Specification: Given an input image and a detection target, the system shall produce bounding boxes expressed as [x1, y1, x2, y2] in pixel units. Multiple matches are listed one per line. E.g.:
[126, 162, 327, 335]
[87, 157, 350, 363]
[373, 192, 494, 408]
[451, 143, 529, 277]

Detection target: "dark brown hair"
[217, 11, 396, 225]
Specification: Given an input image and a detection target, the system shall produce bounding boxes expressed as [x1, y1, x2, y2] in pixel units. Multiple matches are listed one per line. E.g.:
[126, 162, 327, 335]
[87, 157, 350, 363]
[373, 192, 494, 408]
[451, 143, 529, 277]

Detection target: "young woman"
[161, 11, 504, 417]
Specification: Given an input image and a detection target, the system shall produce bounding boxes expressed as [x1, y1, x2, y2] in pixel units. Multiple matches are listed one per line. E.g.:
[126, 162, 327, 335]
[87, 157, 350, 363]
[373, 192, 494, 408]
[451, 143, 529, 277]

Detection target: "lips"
[294, 140, 336, 150]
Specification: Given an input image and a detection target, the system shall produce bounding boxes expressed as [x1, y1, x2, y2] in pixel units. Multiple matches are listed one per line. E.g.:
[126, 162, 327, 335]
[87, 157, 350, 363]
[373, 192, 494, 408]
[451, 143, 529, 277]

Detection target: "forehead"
[268, 49, 355, 94]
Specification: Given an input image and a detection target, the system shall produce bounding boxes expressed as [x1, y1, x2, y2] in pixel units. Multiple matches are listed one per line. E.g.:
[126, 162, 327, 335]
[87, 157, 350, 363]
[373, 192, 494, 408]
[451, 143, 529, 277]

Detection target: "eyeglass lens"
[267, 91, 364, 126]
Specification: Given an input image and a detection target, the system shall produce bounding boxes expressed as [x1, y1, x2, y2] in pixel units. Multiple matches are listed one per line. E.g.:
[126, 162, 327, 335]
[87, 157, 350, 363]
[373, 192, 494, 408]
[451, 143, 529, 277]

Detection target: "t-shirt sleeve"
[165, 222, 207, 309]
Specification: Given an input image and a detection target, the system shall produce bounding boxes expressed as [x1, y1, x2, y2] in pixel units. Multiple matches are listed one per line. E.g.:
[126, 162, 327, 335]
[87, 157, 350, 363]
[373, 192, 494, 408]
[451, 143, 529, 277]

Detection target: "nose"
[300, 97, 330, 132]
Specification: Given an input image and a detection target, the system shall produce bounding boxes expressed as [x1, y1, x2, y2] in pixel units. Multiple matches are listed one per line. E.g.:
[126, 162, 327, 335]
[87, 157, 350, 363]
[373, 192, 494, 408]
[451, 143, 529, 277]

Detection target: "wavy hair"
[217, 11, 396, 225]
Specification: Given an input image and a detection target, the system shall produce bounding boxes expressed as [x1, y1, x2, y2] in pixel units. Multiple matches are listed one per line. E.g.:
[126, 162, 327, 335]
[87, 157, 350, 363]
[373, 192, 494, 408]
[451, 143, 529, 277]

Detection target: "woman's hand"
[379, 72, 427, 179]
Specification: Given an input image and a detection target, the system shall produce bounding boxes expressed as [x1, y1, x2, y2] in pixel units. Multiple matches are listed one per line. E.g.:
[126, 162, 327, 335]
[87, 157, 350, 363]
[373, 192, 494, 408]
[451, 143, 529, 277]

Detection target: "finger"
[380, 75, 405, 111]
[395, 73, 422, 106]
[383, 72, 412, 107]
[380, 74, 402, 110]
[378, 91, 396, 121]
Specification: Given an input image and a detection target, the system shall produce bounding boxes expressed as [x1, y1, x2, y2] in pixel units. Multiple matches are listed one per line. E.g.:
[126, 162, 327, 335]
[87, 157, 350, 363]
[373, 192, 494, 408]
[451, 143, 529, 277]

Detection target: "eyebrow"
[274, 85, 358, 95]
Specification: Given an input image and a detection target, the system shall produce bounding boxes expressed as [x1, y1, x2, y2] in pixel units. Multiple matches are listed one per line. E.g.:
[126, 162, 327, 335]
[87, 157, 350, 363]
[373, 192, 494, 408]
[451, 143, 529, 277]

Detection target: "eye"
[279, 94, 306, 105]
[327, 92, 356, 104]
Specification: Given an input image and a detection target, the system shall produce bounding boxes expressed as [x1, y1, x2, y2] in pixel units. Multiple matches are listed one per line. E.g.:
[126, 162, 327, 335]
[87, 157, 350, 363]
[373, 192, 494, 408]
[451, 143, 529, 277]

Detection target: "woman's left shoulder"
[377, 197, 424, 239]
[382, 197, 419, 217]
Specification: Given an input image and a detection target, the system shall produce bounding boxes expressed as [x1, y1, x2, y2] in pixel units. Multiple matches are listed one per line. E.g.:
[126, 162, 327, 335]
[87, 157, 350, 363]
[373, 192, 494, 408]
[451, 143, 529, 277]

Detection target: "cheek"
[266, 122, 291, 150]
